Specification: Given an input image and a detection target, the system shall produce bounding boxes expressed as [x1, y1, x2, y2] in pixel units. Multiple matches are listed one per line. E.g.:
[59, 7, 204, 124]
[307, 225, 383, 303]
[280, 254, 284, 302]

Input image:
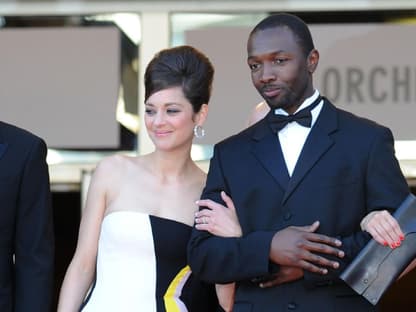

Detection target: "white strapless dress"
[80, 211, 215, 312]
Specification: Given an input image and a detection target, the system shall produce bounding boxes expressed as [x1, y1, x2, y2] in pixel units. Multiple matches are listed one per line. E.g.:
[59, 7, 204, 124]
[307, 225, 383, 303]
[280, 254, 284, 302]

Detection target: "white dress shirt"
[273, 90, 323, 177]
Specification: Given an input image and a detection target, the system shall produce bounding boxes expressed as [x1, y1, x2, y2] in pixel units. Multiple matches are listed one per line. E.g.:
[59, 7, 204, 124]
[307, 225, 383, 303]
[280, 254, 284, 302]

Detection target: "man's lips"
[262, 87, 281, 98]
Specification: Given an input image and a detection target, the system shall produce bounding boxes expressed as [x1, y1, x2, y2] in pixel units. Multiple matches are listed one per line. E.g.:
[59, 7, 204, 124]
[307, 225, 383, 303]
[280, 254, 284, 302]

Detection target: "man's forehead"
[247, 26, 298, 54]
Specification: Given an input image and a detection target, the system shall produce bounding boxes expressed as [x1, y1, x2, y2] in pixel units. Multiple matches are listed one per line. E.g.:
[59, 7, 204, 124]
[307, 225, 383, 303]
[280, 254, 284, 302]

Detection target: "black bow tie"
[267, 96, 322, 133]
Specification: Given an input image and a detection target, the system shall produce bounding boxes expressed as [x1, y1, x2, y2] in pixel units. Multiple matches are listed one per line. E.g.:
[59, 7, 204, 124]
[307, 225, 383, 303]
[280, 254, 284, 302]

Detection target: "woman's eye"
[167, 109, 180, 114]
[145, 109, 155, 115]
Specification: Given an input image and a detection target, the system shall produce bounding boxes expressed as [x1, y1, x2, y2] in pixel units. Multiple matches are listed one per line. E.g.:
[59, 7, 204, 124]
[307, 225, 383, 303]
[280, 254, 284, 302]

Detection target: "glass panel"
[171, 13, 267, 46]
[0, 13, 140, 151]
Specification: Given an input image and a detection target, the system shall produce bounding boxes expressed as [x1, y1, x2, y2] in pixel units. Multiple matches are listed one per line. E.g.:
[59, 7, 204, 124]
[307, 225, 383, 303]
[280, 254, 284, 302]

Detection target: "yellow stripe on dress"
[163, 265, 192, 312]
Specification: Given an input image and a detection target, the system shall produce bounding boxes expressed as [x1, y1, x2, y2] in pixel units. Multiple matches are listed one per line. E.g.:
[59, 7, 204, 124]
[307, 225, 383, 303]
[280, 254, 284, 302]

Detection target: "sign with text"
[186, 23, 416, 144]
[313, 24, 415, 140]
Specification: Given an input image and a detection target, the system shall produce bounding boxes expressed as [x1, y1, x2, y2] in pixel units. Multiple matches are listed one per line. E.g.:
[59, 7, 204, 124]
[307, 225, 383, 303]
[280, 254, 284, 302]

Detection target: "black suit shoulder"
[0, 120, 43, 143]
[215, 118, 267, 150]
[0, 121, 46, 155]
[332, 101, 395, 140]
[336, 105, 387, 130]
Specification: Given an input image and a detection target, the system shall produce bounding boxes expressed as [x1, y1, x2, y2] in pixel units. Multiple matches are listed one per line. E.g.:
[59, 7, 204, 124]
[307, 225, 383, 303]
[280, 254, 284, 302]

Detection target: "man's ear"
[307, 49, 319, 73]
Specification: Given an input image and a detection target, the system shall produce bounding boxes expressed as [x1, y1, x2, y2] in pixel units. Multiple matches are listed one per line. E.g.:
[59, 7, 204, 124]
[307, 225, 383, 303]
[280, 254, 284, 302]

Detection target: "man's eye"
[274, 58, 287, 64]
[249, 63, 260, 71]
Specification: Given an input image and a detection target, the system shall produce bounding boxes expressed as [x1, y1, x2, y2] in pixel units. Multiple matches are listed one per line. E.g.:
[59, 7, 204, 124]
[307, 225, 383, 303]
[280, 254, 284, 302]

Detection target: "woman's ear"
[307, 49, 319, 73]
[196, 103, 209, 125]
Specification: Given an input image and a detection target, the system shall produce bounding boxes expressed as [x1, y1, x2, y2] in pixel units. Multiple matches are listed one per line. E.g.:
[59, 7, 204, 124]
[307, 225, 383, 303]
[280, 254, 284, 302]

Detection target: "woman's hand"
[361, 210, 416, 281]
[194, 191, 241, 311]
[360, 210, 404, 248]
[194, 191, 242, 238]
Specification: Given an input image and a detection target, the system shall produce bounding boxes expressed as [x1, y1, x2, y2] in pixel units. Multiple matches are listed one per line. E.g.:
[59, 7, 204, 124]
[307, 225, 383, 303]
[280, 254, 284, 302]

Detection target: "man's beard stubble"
[263, 82, 309, 113]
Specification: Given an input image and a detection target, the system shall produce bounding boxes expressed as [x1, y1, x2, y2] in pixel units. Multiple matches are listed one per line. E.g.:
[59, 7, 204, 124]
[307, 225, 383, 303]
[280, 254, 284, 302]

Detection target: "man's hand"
[259, 266, 303, 288]
[270, 221, 344, 274]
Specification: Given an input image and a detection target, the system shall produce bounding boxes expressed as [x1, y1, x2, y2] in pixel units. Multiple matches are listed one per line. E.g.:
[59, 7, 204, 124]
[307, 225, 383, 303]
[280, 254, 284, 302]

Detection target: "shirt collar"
[274, 89, 320, 116]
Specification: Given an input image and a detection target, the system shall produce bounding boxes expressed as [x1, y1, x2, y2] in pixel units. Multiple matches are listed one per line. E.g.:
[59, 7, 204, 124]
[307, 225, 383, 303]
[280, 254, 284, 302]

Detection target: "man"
[188, 13, 410, 311]
[0, 121, 54, 311]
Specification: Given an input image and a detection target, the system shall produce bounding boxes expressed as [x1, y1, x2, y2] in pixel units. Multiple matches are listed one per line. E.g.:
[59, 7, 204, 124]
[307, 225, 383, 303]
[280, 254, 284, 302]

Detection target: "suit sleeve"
[304, 127, 410, 285]
[14, 138, 54, 312]
[188, 145, 276, 284]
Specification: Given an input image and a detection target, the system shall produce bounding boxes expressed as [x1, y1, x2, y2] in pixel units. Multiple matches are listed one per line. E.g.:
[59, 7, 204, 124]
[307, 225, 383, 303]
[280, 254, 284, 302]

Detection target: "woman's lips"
[154, 130, 171, 137]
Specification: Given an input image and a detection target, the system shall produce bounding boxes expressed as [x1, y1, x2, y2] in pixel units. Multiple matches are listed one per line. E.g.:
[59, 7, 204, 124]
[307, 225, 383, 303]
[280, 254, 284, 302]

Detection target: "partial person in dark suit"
[188, 13, 410, 312]
[0, 121, 54, 312]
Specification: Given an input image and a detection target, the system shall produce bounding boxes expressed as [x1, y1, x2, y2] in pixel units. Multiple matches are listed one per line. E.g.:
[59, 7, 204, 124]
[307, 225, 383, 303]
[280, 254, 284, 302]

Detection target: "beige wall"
[0, 27, 120, 148]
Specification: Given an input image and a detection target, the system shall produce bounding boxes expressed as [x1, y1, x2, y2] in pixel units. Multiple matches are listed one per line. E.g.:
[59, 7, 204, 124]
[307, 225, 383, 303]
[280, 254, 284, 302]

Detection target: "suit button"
[287, 302, 297, 310]
[284, 211, 292, 220]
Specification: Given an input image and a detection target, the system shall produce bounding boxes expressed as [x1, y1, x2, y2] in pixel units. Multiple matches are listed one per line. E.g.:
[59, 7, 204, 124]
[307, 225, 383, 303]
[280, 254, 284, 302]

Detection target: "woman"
[57, 45, 240, 312]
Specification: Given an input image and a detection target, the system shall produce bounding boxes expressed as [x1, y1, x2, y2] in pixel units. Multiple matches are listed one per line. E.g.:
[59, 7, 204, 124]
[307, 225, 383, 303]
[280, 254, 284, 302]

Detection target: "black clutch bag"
[340, 193, 416, 305]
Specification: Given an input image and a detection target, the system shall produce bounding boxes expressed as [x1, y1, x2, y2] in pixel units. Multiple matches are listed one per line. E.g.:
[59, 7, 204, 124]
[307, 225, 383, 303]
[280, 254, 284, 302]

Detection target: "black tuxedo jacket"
[0, 121, 54, 312]
[188, 99, 410, 312]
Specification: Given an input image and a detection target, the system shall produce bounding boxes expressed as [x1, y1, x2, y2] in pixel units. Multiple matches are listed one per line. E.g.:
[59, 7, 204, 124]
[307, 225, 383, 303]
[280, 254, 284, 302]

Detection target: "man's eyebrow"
[248, 50, 287, 60]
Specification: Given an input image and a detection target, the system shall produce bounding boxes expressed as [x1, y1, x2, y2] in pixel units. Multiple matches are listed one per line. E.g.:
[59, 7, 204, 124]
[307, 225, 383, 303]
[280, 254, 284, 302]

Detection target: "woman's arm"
[194, 191, 241, 312]
[398, 258, 416, 279]
[57, 160, 111, 311]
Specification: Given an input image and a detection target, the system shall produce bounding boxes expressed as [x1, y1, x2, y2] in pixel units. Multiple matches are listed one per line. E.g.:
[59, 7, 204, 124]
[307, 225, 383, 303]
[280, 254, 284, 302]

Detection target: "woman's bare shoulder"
[247, 101, 270, 126]
[92, 154, 142, 184]
[95, 154, 127, 173]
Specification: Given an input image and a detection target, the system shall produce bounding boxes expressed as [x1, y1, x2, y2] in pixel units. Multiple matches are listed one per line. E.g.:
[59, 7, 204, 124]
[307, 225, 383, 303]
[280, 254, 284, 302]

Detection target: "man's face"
[247, 26, 312, 113]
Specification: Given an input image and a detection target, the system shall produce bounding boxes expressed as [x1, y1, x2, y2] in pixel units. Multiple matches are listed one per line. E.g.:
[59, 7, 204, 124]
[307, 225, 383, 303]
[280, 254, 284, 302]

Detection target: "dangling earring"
[193, 125, 205, 138]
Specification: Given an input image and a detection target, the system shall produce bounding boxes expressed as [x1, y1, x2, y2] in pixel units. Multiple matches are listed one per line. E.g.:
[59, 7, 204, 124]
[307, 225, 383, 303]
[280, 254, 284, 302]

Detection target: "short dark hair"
[250, 13, 315, 57]
[144, 45, 214, 113]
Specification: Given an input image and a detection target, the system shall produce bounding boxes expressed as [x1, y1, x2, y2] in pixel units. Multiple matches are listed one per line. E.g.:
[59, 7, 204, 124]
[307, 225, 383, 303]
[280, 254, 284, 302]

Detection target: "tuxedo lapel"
[282, 100, 338, 204]
[251, 119, 290, 191]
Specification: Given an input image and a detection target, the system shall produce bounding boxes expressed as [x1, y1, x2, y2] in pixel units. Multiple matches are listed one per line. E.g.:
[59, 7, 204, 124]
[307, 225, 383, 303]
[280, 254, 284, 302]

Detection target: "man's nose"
[260, 63, 276, 83]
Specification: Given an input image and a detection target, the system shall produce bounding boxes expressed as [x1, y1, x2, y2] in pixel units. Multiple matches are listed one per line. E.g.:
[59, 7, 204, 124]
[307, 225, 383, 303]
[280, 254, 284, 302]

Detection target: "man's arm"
[188, 145, 344, 284]
[303, 127, 410, 285]
[188, 145, 277, 283]
[15, 138, 54, 312]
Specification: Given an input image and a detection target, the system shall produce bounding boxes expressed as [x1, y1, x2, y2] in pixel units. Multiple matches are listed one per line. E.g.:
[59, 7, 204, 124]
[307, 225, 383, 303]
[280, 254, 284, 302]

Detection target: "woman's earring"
[193, 125, 205, 139]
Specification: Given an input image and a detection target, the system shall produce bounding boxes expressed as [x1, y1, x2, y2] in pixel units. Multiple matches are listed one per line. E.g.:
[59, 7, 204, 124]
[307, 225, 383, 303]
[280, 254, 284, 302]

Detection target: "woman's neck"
[146, 147, 197, 183]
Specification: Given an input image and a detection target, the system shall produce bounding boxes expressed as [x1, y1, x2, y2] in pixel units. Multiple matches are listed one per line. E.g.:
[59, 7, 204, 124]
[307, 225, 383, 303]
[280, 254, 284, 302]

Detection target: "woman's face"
[144, 86, 205, 152]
